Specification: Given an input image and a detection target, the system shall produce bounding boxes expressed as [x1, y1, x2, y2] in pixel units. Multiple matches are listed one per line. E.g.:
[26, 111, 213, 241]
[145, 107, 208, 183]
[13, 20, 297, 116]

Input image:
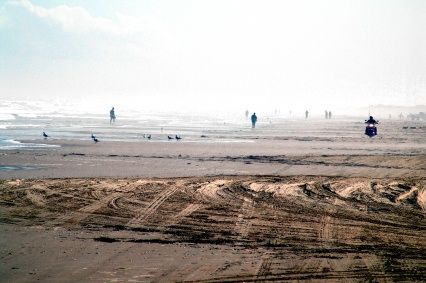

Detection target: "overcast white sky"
[0, 0, 425, 113]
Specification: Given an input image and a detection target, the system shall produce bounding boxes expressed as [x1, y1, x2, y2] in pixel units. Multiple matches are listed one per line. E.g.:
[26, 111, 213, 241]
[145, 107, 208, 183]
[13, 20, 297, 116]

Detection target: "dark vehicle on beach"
[365, 116, 379, 137]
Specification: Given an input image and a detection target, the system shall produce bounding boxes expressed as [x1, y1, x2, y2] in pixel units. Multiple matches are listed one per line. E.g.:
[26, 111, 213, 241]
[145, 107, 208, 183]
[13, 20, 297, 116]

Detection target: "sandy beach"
[2, 0, 426, 280]
[1, 175, 425, 282]
[0, 134, 425, 282]
[1, 137, 425, 179]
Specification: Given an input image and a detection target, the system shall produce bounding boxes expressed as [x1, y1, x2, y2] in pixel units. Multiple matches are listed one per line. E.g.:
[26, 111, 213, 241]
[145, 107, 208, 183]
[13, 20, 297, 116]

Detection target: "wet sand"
[0, 139, 425, 179]
[0, 134, 425, 282]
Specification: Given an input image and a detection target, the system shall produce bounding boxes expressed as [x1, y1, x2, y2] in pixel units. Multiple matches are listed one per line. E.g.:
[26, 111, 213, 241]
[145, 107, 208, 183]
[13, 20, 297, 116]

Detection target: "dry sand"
[0, 138, 425, 282]
[1, 176, 425, 282]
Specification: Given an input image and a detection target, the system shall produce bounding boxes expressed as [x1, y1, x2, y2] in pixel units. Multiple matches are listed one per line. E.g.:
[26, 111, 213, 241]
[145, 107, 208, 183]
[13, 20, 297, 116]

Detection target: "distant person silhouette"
[365, 116, 378, 135]
[366, 116, 378, 124]
[251, 113, 257, 128]
[325, 110, 328, 119]
[245, 110, 249, 119]
[399, 113, 404, 120]
[328, 111, 332, 119]
[305, 110, 309, 119]
[110, 107, 116, 124]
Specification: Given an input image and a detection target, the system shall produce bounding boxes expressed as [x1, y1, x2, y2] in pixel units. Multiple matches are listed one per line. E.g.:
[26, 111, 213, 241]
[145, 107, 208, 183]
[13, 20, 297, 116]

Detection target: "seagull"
[147, 134, 151, 140]
[43, 132, 49, 138]
[93, 137, 99, 143]
[175, 135, 182, 140]
[167, 135, 174, 140]
[91, 134, 96, 140]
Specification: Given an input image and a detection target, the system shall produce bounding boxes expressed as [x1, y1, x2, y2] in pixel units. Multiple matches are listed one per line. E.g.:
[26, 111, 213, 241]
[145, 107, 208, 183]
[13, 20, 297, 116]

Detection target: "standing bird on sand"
[91, 134, 96, 140]
[93, 137, 99, 143]
[43, 132, 49, 139]
[167, 135, 174, 140]
[175, 135, 182, 140]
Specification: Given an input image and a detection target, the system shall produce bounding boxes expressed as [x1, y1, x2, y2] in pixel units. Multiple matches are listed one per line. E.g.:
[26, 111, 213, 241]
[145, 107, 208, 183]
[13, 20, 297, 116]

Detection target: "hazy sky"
[0, 0, 425, 113]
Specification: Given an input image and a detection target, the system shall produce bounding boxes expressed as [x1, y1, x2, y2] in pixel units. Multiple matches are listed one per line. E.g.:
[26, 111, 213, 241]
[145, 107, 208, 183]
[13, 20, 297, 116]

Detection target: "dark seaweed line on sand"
[60, 153, 424, 170]
[201, 155, 421, 170]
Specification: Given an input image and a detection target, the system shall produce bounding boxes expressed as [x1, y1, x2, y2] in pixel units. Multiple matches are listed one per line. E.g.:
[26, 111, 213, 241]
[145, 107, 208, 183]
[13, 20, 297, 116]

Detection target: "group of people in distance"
[42, 107, 380, 141]
[248, 110, 331, 128]
[248, 110, 378, 138]
[109, 107, 377, 137]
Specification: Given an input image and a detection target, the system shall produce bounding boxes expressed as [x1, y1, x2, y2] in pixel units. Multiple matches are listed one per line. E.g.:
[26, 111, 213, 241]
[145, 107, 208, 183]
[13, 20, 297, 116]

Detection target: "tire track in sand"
[234, 196, 255, 242]
[256, 251, 274, 278]
[165, 203, 205, 227]
[318, 198, 339, 243]
[127, 186, 181, 227]
[55, 192, 123, 226]
[20, 185, 88, 202]
[319, 214, 333, 242]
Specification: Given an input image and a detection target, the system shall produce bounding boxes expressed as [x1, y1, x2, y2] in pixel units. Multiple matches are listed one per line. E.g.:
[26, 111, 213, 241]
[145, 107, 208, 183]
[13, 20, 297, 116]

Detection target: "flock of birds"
[42, 132, 182, 142]
[141, 134, 182, 140]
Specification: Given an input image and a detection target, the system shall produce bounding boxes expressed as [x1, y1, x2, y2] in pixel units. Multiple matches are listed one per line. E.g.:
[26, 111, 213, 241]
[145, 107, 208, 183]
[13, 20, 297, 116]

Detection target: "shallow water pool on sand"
[0, 165, 40, 171]
[0, 139, 60, 150]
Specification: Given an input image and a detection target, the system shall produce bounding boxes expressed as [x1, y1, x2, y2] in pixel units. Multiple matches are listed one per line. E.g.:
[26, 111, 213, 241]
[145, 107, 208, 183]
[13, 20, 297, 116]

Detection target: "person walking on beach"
[305, 110, 309, 119]
[325, 110, 328, 119]
[251, 113, 257, 128]
[245, 110, 249, 119]
[328, 111, 332, 119]
[110, 107, 116, 124]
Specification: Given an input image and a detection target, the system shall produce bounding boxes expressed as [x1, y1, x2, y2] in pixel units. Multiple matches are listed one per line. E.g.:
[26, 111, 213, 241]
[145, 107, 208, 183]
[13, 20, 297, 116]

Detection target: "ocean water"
[0, 138, 59, 150]
[0, 100, 425, 150]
